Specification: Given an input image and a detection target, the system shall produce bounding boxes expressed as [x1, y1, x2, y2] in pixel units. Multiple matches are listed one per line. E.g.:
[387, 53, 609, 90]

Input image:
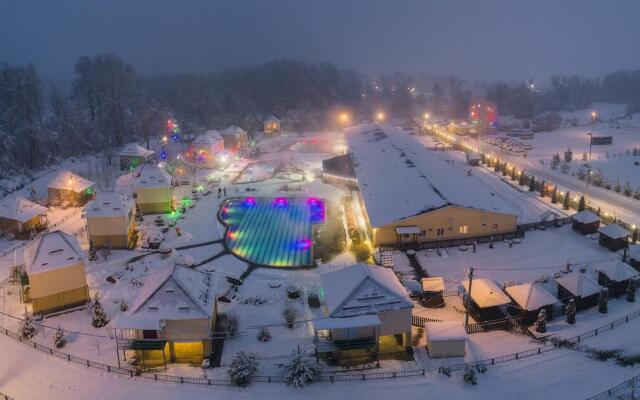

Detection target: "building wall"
[48, 187, 94, 207]
[136, 187, 172, 213]
[119, 155, 147, 171]
[377, 307, 412, 337]
[372, 205, 518, 246]
[31, 285, 89, 314]
[426, 338, 466, 358]
[29, 262, 88, 299]
[331, 325, 377, 341]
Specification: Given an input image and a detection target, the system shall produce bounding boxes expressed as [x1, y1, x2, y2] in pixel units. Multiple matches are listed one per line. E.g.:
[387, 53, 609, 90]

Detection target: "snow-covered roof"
[595, 260, 638, 282]
[572, 210, 600, 224]
[84, 192, 134, 218]
[118, 143, 154, 158]
[505, 283, 558, 311]
[194, 130, 224, 146]
[422, 277, 444, 292]
[264, 115, 280, 123]
[630, 244, 640, 260]
[321, 263, 413, 318]
[345, 124, 517, 227]
[314, 315, 380, 330]
[467, 152, 482, 160]
[425, 321, 467, 341]
[461, 278, 511, 308]
[136, 165, 171, 188]
[555, 272, 601, 297]
[0, 196, 47, 223]
[22, 231, 84, 275]
[598, 224, 631, 239]
[114, 266, 217, 330]
[224, 125, 246, 135]
[47, 171, 95, 193]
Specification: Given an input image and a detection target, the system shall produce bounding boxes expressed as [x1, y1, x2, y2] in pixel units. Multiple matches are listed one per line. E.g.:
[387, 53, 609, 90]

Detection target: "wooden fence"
[412, 314, 523, 335]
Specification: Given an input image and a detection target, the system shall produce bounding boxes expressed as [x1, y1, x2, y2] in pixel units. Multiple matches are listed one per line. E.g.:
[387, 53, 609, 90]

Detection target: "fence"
[412, 314, 522, 335]
[585, 374, 640, 400]
[517, 216, 572, 232]
[389, 230, 526, 252]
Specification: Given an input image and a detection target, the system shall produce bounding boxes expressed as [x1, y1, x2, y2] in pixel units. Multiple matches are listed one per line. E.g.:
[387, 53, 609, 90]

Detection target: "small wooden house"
[47, 171, 96, 207]
[467, 152, 481, 166]
[630, 244, 640, 270]
[598, 224, 631, 252]
[221, 126, 249, 155]
[0, 196, 48, 239]
[505, 283, 558, 324]
[193, 130, 225, 168]
[595, 260, 638, 297]
[113, 266, 218, 368]
[134, 166, 173, 214]
[421, 276, 445, 308]
[572, 210, 600, 235]
[554, 271, 600, 311]
[462, 278, 511, 321]
[263, 115, 281, 134]
[314, 263, 413, 364]
[84, 192, 136, 249]
[18, 231, 89, 314]
[118, 143, 154, 171]
[424, 321, 467, 358]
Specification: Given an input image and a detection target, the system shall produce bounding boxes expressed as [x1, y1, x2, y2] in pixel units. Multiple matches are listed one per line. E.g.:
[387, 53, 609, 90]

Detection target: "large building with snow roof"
[343, 124, 518, 246]
[84, 192, 136, 249]
[113, 266, 218, 367]
[17, 231, 89, 314]
[118, 143, 154, 171]
[47, 171, 96, 207]
[0, 196, 48, 239]
[314, 263, 413, 363]
[134, 165, 173, 214]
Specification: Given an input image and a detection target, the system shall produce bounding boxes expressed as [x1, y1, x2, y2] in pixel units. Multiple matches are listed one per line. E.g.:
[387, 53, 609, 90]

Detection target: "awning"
[314, 315, 380, 330]
[395, 226, 420, 235]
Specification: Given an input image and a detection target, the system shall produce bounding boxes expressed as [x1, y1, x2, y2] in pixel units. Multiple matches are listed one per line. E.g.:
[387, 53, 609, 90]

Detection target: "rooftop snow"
[118, 143, 154, 158]
[630, 244, 640, 260]
[47, 171, 95, 193]
[598, 224, 631, 239]
[555, 271, 601, 297]
[0, 196, 47, 223]
[136, 165, 171, 188]
[321, 263, 412, 317]
[425, 321, 467, 341]
[462, 278, 511, 308]
[421, 277, 445, 292]
[345, 124, 517, 227]
[84, 192, 134, 218]
[195, 130, 224, 146]
[263, 115, 280, 123]
[572, 210, 600, 224]
[594, 259, 638, 282]
[505, 283, 558, 311]
[22, 231, 84, 275]
[224, 125, 246, 135]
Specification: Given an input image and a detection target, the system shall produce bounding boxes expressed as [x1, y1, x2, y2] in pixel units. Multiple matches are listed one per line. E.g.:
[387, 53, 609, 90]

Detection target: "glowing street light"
[375, 111, 385, 123]
[423, 112, 430, 120]
[161, 135, 168, 144]
[338, 112, 350, 125]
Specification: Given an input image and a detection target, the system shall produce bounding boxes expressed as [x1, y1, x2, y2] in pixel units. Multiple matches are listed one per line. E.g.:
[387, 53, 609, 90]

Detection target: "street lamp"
[585, 168, 592, 203]
[375, 111, 385, 123]
[338, 112, 350, 125]
[587, 132, 593, 161]
[590, 111, 598, 124]
[423, 112, 430, 120]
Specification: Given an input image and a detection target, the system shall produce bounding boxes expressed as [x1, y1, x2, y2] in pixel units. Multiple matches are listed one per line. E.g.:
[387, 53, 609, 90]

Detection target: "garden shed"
[421, 276, 444, 308]
[0, 196, 48, 239]
[598, 224, 630, 252]
[462, 278, 511, 321]
[424, 321, 467, 358]
[555, 271, 601, 311]
[571, 210, 600, 235]
[504, 283, 558, 324]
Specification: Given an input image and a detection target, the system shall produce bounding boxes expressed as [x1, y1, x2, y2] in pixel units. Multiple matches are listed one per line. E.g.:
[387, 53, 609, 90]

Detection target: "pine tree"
[228, 351, 258, 387]
[564, 147, 573, 162]
[535, 309, 547, 333]
[88, 241, 97, 262]
[563, 191, 571, 210]
[54, 327, 66, 348]
[281, 346, 320, 388]
[21, 315, 37, 339]
[529, 176, 536, 192]
[551, 187, 558, 204]
[518, 172, 525, 186]
[539, 180, 546, 197]
[566, 299, 576, 324]
[92, 299, 110, 328]
[627, 281, 636, 303]
[502, 162, 508, 176]
[577, 195, 585, 212]
[510, 167, 517, 181]
[598, 289, 608, 313]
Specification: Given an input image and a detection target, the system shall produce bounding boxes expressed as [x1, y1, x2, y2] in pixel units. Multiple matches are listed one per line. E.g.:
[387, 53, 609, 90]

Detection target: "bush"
[281, 347, 320, 388]
[283, 304, 298, 329]
[227, 351, 258, 387]
[287, 285, 302, 299]
[307, 292, 321, 308]
[20, 315, 37, 339]
[257, 327, 272, 342]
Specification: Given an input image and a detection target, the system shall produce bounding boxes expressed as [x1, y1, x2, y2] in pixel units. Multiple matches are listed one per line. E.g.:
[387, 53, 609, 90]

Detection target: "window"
[427, 228, 433, 232]
[459, 225, 469, 234]
[492, 224, 499, 230]
[419, 230, 426, 237]
[436, 228, 445, 236]
[402, 233, 410, 238]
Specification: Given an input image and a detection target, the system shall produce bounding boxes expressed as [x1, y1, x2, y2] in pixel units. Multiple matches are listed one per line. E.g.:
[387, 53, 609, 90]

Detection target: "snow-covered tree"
[92, 299, 110, 328]
[463, 365, 477, 385]
[551, 187, 558, 204]
[598, 289, 608, 313]
[283, 304, 298, 329]
[564, 147, 573, 162]
[257, 327, 271, 342]
[577, 195, 585, 212]
[529, 176, 536, 192]
[627, 281, 636, 303]
[563, 191, 571, 210]
[21, 315, 37, 339]
[54, 327, 66, 348]
[227, 351, 258, 387]
[566, 299, 576, 324]
[88, 241, 97, 262]
[535, 309, 547, 333]
[281, 346, 320, 388]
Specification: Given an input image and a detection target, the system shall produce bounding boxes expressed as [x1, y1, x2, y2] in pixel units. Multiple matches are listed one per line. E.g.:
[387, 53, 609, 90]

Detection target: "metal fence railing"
[585, 374, 640, 400]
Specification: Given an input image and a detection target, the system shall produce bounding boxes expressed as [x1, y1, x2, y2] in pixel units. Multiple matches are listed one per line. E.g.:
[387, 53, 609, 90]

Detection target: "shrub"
[283, 304, 298, 329]
[281, 347, 320, 387]
[307, 292, 321, 308]
[227, 351, 258, 387]
[287, 285, 302, 299]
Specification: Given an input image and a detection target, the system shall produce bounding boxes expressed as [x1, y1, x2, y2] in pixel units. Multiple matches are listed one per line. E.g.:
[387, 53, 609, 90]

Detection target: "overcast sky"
[2, 0, 640, 83]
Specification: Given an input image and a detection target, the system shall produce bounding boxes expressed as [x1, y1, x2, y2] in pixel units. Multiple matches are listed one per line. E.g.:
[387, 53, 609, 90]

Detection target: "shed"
[20, 231, 89, 314]
[84, 192, 136, 249]
[572, 210, 600, 235]
[598, 224, 630, 252]
[47, 171, 96, 207]
[630, 244, 640, 270]
[595, 260, 638, 297]
[0, 196, 48, 239]
[135, 166, 173, 214]
[118, 143, 154, 171]
[554, 271, 600, 311]
[424, 321, 467, 358]
[421, 277, 445, 308]
[505, 283, 558, 324]
[263, 115, 281, 134]
[462, 278, 511, 321]
[467, 152, 481, 166]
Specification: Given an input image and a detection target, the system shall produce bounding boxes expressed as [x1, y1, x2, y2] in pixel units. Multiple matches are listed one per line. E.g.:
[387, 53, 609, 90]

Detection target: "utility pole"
[464, 267, 474, 329]
[587, 132, 593, 161]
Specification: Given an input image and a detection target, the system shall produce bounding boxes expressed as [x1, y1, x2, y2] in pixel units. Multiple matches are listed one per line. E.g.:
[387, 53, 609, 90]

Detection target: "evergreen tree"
[535, 309, 547, 333]
[598, 289, 608, 313]
[577, 195, 585, 212]
[518, 172, 525, 186]
[551, 187, 558, 204]
[281, 346, 320, 388]
[539, 180, 546, 197]
[627, 281, 636, 303]
[564, 147, 573, 162]
[566, 299, 576, 324]
[88, 241, 97, 262]
[21, 315, 37, 339]
[54, 327, 66, 348]
[92, 299, 110, 328]
[228, 351, 258, 387]
[510, 167, 517, 181]
[529, 176, 536, 192]
[563, 191, 571, 210]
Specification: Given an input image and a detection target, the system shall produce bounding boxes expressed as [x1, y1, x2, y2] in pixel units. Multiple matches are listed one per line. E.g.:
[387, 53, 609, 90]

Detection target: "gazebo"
[505, 283, 558, 324]
[555, 271, 601, 311]
[571, 210, 600, 235]
[595, 260, 638, 297]
[462, 278, 511, 321]
[598, 224, 630, 252]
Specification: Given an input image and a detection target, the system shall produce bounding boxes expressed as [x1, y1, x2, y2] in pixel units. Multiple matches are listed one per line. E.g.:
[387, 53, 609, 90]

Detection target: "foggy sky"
[2, 0, 640, 83]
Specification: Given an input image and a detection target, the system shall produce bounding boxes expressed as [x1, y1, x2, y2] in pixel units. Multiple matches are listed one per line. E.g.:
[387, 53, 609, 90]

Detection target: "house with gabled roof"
[555, 270, 601, 311]
[263, 115, 281, 134]
[314, 263, 413, 364]
[118, 143, 154, 171]
[0, 195, 48, 239]
[113, 266, 218, 368]
[47, 171, 96, 207]
[84, 192, 136, 249]
[16, 231, 89, 314]
[598, 224, 631, 252]
[221, 126, 249, 155]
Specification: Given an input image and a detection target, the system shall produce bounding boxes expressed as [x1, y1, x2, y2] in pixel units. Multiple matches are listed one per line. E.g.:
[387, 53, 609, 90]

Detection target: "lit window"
[459, 225, 469, 234]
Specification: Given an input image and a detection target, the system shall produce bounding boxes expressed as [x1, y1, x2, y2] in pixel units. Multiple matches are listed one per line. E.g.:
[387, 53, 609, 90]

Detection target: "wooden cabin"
[595, 260, 638, 297]
[84, 192, 136, 249]
[424, 321, 467, 358]
[0, 196, 47, 239]
[598, 224, 630, 252]
[17, 231, 89, 314]
[554, 271, 600, 311]
[263, 115, 281, 134]
[47, 171, 96, 207]
[421, 276, 445, 308]
[462, 278, 511, 321]
[118, 143, 154, 171]
[505, 283, 558, 324]
[572, 210, 600, 235]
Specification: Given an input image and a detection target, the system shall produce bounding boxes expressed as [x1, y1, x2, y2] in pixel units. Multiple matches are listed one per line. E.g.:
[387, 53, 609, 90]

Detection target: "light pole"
[585, 168, 592, 204]
[587, 132, 593, 161]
